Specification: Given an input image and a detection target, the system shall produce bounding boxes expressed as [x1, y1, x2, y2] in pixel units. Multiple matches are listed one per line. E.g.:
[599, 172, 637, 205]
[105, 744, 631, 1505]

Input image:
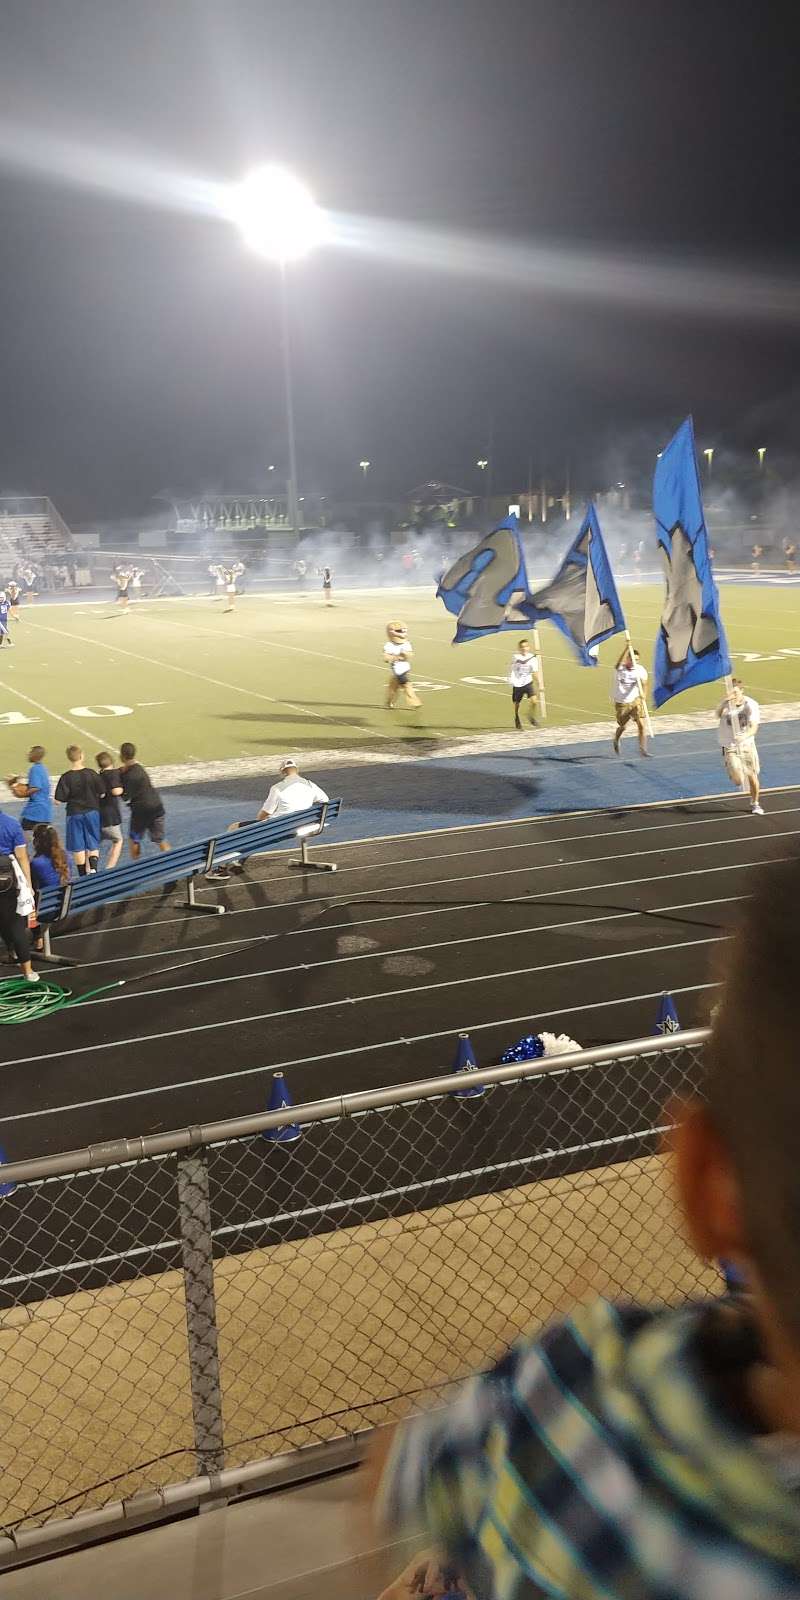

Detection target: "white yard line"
[25, 617, 332, 728]
[0, 676, 114, 751]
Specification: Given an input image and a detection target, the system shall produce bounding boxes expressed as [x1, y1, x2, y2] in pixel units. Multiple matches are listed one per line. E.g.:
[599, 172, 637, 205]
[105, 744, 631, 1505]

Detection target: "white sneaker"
[751, 803, 764, 815]
[25, 970, 41, 983]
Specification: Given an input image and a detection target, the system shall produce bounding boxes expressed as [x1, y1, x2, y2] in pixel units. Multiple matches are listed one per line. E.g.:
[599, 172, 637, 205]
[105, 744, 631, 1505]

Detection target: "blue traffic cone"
[0, 1144, 16, 1198]
[655, 992, 681, 1035]
[264, 1071, 301, 1142]
[451, 1033, 486, 1098]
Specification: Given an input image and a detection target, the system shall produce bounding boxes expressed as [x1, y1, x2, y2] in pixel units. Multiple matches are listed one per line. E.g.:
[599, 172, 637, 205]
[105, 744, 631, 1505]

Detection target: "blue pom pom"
[500, 1033, 545, 1064]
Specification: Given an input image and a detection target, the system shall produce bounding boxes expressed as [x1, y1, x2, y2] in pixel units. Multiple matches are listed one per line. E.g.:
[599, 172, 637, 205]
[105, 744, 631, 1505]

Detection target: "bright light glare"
[228, 166, 325, 262]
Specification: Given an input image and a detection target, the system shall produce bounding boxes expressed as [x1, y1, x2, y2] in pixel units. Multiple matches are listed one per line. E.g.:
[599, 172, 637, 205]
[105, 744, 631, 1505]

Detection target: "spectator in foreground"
[119, 743, 170, 858]
[30, 824, 70, 892]
[54, 746, 104, 875]
[0, 848, 39, 982]
[7, 744, 52, 833]
[95, 751, 124, 869]
[376, 848, 800, 1598]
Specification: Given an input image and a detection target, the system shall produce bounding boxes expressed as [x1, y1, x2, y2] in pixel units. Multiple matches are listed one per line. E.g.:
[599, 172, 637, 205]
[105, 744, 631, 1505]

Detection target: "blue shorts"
[65, 811, 101, 853]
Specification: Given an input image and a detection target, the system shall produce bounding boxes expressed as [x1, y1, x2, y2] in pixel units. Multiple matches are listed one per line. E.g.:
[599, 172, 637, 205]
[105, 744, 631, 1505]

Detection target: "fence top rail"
[0, 1027, 709, 1185]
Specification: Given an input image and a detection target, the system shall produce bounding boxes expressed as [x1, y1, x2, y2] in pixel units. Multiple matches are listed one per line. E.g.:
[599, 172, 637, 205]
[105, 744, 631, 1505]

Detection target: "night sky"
[1, 0, 799, 522]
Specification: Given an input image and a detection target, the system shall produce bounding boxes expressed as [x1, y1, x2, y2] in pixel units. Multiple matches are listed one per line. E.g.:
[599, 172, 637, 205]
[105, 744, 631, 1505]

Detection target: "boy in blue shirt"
[7, 746, 52, 834]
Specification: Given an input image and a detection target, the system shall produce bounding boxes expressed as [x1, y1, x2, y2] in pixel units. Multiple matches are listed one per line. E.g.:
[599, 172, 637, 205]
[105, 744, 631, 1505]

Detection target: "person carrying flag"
[612, 643, 650, 756]
[0, 591, 15, 648]
[716, 679, 762, 815]
[508, 638, 539, 729]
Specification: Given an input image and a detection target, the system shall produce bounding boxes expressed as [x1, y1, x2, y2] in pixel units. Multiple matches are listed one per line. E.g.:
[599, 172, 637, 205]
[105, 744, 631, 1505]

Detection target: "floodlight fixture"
[229, 165, 325, 263]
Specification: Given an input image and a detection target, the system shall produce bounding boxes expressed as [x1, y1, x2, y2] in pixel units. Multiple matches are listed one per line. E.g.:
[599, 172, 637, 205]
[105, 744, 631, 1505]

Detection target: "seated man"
[208, 757, 329, 880]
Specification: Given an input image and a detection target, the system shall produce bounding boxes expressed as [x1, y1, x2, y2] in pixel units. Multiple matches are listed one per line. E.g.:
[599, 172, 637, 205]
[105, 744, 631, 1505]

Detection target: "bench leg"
[33, 925, 74, 967]
[185, 877, 227, 916]
[288, 837, 337, 873]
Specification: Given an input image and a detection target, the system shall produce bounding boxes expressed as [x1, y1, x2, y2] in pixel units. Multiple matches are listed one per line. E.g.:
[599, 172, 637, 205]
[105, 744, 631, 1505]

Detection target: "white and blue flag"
[436, 515, 532, 644]
[525, 503, 626, 666]
[653, 417, 731, 708]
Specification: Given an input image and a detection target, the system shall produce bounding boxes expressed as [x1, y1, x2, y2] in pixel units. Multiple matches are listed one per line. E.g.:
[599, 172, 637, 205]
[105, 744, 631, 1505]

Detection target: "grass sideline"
[0, 582, 796, 768]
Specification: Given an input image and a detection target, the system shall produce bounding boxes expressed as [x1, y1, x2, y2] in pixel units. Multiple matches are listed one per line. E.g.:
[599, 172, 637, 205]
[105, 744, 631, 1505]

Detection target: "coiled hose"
[0, 976, 122, 1024]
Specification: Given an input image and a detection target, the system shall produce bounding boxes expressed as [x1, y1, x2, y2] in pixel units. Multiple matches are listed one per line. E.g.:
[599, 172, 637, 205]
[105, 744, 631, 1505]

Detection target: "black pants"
[0, 899, 31, 964]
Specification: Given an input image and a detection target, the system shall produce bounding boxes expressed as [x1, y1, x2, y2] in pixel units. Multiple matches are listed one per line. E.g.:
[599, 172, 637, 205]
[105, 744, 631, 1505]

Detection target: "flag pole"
[723, 673, 749, 795]
[532, 626, 547, 718]
[624, 627, 654, 739]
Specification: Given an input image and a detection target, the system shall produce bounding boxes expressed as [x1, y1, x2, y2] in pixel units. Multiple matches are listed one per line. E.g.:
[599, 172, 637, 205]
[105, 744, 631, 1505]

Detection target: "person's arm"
[257, 786, 278, 822]
[615, 644, 631, 668]
[54, 774, 68, 805]
[14, 844, 32, 888]
[309, 784, 329, 804]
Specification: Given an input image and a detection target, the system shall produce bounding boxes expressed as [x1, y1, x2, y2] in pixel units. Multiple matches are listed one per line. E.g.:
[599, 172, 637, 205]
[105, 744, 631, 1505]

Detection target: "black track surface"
[2, 788, 796, 1164]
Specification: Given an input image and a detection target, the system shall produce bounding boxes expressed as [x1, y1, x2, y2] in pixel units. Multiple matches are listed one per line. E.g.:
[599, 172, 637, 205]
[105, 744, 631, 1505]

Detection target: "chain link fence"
[0, 1030, 714, 1562]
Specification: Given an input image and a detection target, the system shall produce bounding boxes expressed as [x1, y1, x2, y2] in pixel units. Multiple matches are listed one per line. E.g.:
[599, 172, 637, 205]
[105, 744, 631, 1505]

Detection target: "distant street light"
[267, 463, 275, 472]
[359, 460, 371, 476]
[476, 458, 488, 471]
[703, 447, 714, 475]
[229, 165, 326, 533]
[757, 446, 767, 468]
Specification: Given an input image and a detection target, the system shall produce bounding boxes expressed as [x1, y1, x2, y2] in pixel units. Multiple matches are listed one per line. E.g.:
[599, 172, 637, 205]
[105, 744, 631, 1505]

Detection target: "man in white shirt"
[716, 679, 763, 815]
[508, 638, 539, 729]
[612, 644, 650, 757]
[214, 758, 330, 880]
[258, 758, 329, 819]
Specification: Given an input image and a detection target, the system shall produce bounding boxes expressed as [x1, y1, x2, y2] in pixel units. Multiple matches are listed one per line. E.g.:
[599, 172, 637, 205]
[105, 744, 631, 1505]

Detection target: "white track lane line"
[86, 900, 740, 1007]
[0, 931, 725, 1069]
[25, 617, 332, 729]
[47, 831, 796, 947]
[1, 980, 715, 1125]
[56, 891, 747, 972]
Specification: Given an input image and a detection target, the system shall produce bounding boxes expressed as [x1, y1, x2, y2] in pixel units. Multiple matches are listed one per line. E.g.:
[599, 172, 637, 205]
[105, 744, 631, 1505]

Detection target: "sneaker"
[204, 867, 231, 882]
[751, 803, 764, 815]
[25, 970, 41, 983]
[612, 739, 620, 755]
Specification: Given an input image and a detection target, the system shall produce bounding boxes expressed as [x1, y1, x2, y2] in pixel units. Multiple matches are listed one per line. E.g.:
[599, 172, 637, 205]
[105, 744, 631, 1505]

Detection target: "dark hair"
[28, 745, 45, 762]
[31, 824, 69, 884]
[96, 751, 114, 770]
[706, 848, 800, 1335]
[120, 742, 136, 762]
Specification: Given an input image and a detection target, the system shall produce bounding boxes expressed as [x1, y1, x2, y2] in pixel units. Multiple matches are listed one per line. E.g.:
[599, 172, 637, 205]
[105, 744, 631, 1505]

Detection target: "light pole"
[757, 446, 767, 469]
[703, 446, 714, 477]
[229, 166, 325, 534]
[359, 460, 370, 477]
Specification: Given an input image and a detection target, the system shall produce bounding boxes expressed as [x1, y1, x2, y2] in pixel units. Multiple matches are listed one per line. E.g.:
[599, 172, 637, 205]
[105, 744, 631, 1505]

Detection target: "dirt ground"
[0, 1151, 717, 1533]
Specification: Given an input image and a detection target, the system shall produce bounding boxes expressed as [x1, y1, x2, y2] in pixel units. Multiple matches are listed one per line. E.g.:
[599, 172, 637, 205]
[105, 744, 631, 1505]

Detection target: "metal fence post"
[176, 1150, 225, 1478]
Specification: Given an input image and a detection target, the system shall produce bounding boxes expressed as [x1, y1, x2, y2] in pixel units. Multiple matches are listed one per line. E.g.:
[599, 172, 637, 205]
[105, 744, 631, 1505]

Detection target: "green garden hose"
[0, 976, 123, 1024]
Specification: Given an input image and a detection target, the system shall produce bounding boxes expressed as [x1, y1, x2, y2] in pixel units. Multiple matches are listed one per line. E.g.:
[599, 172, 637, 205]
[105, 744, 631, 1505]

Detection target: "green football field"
[0, 583, 796, 771]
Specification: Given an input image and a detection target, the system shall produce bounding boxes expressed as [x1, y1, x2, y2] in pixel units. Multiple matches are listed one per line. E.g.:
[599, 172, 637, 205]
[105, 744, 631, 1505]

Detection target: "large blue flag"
[436, 515, 532, 643]
[525, 503, 626, 665]
[653, 417, 731, 708]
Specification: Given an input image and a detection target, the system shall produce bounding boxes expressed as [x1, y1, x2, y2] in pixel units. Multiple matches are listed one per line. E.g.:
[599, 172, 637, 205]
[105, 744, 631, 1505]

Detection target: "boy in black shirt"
[119, 743, 170, 858]
[95, 751, 124, 869]
[54, 745, 105, 873]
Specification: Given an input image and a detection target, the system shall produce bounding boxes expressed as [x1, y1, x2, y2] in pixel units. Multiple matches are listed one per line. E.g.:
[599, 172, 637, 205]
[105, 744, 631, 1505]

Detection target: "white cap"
[279, 756, 299, 773]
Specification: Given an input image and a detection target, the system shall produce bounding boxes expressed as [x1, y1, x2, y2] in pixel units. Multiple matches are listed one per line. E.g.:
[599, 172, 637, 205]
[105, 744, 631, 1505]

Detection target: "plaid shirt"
[379, 1298, 800, 1599]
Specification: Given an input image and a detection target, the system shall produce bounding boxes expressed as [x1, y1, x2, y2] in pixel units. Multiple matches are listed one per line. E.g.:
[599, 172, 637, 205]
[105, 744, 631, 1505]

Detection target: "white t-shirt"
[261, 775, 329, 817]
[509, 652, 539, 688]
[384, 640, 413, 677]
[718, 695, 760, 748]
[614, 663, 648, 704]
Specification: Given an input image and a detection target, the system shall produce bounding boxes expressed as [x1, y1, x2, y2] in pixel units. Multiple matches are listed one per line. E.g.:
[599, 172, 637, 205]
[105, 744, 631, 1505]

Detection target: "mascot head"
[386, 620, 408, 643]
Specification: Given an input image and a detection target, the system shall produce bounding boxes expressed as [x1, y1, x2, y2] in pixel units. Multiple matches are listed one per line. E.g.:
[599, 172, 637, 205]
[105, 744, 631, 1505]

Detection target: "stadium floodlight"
[359, 460, 370, 475]
[228, 165, 325, 262]
[228, 165, 325, 533]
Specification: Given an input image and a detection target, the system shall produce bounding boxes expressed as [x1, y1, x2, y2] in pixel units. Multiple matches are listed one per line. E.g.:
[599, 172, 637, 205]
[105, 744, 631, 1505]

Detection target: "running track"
[1, 785, 796, 1164]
